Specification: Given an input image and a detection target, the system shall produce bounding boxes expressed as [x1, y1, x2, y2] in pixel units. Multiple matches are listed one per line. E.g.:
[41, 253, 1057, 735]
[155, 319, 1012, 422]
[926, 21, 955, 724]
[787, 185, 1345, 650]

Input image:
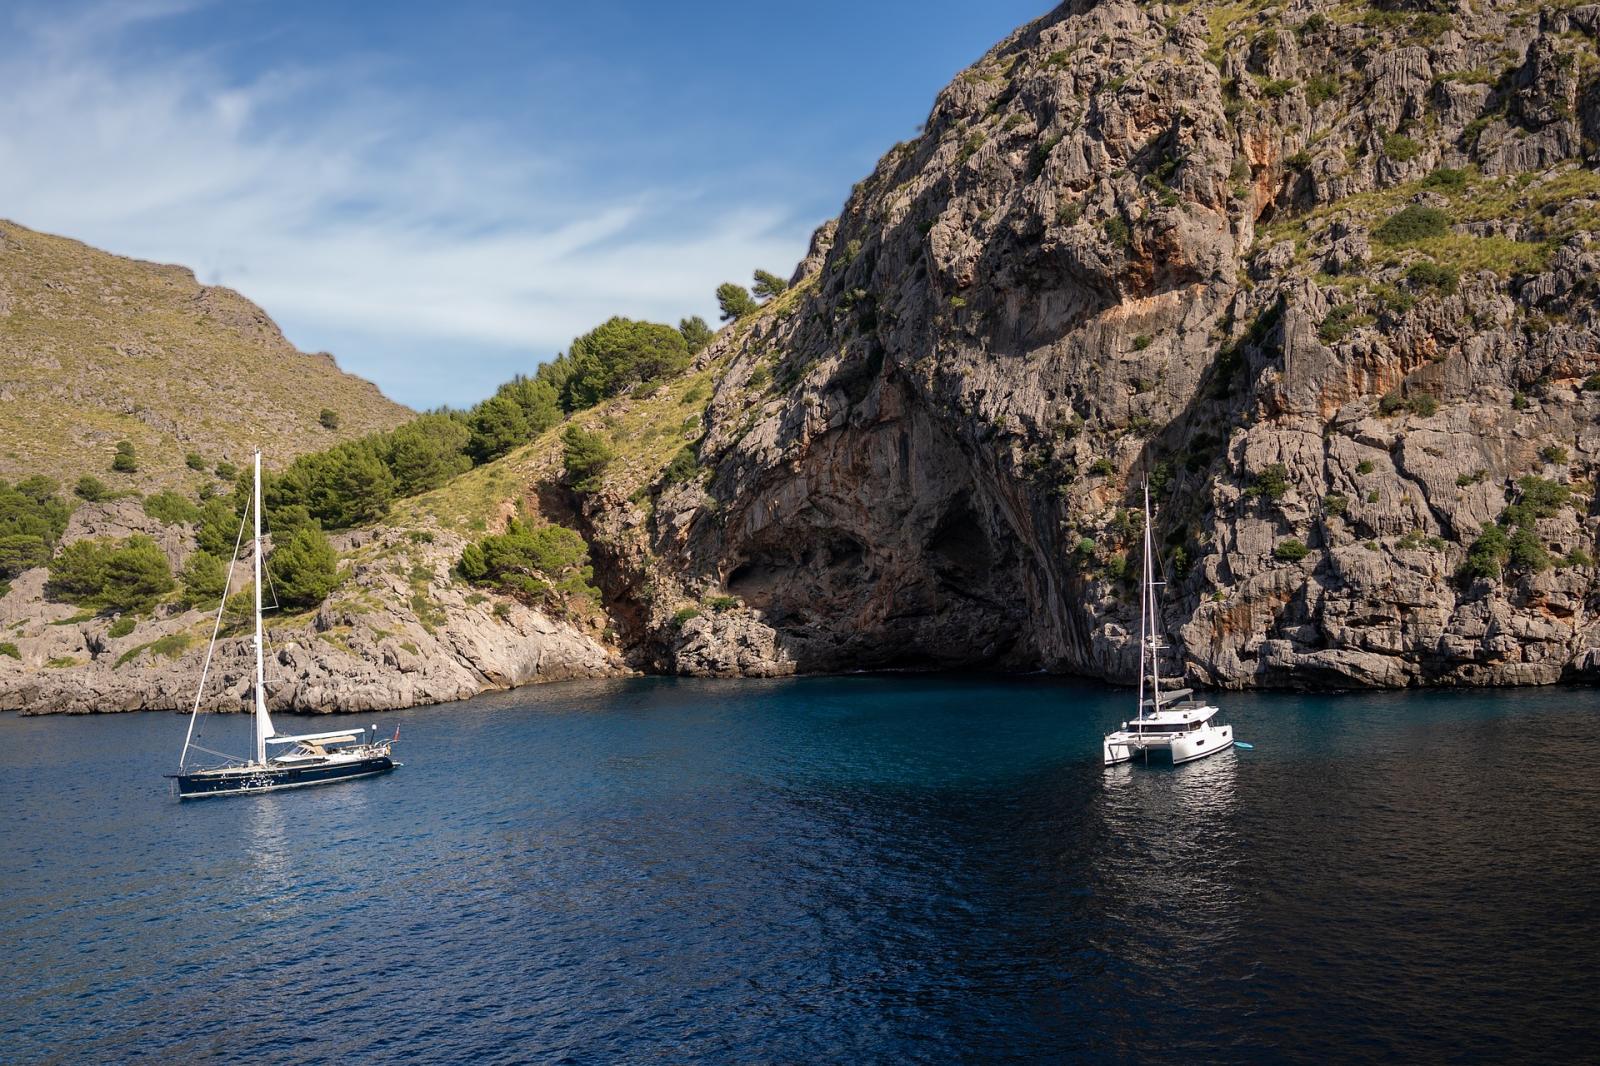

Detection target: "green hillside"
[0, 219, 412, 490]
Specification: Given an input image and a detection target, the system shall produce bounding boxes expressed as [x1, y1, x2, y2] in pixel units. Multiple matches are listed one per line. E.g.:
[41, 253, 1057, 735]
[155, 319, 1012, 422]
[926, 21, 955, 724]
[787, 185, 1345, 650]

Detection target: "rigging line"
[259, 497, 282, 612]
[186, 743, 241, 763]
[179, 496, 251, 770]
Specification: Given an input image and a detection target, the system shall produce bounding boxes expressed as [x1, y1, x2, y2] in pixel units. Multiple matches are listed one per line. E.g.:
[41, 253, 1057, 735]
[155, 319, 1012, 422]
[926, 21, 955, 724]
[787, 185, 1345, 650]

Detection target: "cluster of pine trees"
[0, 477, 73, 590]
[264, 266, 792, 534]
[260, 313, 720, 533]
[458, 518, 597, 609]
[9, 270, 791, 623]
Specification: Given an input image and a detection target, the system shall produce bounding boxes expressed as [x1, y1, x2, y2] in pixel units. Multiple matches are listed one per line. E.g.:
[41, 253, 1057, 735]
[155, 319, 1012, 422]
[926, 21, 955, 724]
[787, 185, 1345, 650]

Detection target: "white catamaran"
[168, 450, 398, 799]
[1103, 482, 1237, 767]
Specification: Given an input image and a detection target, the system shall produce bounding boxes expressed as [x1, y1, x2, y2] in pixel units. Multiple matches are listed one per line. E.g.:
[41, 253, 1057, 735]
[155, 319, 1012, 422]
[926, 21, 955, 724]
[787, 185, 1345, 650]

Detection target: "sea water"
[1, 676, 1595, 1063]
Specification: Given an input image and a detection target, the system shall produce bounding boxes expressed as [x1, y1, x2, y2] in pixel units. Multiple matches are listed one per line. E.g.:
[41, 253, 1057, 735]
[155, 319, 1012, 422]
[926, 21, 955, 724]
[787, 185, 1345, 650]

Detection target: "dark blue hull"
[171, 756, 396, 798]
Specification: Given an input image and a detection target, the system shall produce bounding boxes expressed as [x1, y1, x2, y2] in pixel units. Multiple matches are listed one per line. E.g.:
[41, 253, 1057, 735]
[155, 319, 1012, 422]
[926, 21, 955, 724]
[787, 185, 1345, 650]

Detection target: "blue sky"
[0, 0, 1048, 409]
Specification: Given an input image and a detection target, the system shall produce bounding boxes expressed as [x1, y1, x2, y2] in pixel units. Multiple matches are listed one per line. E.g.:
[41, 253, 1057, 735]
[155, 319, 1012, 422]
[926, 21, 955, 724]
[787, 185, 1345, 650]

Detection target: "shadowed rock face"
[685, 376, 1038, 675]
[631, 0, 1600, 689]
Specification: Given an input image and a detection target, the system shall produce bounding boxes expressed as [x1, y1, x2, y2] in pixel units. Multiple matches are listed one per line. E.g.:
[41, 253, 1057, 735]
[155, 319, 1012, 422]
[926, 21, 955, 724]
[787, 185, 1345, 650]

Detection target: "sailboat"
[1102, 482, 1237, 767]
[167, 450, 399, 799]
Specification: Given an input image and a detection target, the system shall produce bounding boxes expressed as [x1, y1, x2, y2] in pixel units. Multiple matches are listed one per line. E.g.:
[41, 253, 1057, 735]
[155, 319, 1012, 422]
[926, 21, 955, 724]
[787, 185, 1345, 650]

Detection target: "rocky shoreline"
[0, 499, 628, 717]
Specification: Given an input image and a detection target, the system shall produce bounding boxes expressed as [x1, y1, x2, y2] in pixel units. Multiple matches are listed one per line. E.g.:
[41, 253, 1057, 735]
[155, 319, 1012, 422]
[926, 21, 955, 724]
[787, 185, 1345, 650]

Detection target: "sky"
[0, 0, 1049, 410]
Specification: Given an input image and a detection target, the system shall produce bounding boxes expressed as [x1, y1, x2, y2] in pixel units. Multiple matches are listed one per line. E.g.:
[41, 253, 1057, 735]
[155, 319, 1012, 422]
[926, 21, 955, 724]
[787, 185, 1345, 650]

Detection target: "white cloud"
[0, 1, 817, 408]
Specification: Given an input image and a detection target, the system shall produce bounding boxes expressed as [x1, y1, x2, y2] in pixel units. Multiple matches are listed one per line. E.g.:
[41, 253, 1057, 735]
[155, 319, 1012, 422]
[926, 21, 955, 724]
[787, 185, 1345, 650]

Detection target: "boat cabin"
[266, 729, 365, 765]
[1124, 702, 1219, 734]
[1128, 719, 1200, 734]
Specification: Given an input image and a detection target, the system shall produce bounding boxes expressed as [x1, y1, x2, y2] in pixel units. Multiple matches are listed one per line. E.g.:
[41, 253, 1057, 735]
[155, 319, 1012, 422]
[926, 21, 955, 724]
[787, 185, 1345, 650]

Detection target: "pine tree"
[561, 426, 614, 494]
[562, 317, 690, 409]
[386, 413, 473, 494]
[716, 282, 759, 321]
[180, 550, 230, 609]
[678, 315, 714, 354]
[466, 395, 531, 463]
[269, 526, 341, 608]
[752, 269, 789, 300]
[47, 536, 174, 611]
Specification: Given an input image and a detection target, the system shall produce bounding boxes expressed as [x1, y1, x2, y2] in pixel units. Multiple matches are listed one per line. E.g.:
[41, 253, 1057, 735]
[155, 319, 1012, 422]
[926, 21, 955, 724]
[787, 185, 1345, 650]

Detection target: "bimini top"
[1127, 702, 1219, 728]
[265, 730, 362, 746]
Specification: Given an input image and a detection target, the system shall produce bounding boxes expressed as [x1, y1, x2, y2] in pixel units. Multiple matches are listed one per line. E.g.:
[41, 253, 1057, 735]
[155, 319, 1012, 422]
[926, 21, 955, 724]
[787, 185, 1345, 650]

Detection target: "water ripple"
[1, 677, 1596, 1063]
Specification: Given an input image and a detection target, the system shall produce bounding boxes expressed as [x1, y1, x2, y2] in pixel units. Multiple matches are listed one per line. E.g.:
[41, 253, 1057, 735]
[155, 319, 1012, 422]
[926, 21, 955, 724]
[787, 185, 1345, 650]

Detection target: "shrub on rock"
[1274, 538, 1311, 562]
[1373, 205, 1449, 245]
[458, 519, 598, 610]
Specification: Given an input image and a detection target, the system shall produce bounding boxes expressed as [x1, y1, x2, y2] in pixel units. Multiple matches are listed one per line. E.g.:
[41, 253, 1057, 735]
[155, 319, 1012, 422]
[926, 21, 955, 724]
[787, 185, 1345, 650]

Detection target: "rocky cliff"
[616, 0, 1600, 690]
[0, 496, 625, 715]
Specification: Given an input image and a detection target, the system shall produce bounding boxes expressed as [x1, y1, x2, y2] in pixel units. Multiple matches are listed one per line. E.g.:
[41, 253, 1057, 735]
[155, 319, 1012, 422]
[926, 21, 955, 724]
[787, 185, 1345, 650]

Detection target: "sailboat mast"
[1136, 483, 1148, 716]
[252, 450, 267, 766]
[1145, 482, 1161, 714]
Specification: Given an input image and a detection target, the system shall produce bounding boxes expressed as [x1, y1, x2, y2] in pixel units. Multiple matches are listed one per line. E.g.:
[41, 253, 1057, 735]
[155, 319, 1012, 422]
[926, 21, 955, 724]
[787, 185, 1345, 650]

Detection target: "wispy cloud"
[0, 1, 816, 407]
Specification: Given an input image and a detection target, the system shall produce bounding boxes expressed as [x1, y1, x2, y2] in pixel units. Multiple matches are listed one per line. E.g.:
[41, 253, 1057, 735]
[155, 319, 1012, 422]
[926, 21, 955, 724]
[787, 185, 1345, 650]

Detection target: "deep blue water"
[2, 676, 1597, 1063]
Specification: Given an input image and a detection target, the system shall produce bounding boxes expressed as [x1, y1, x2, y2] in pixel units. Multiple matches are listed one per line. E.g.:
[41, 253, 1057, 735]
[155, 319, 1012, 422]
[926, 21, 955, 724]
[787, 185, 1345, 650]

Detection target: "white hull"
[1104, 723, 1233, 766]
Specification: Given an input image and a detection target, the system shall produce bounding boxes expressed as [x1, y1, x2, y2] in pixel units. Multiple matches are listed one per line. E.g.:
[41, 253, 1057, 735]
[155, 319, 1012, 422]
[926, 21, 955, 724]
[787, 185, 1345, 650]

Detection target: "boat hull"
[1104, 724, 1233, 767]
[1171, 723, 1232, 764]
[173, 756, 396, 798]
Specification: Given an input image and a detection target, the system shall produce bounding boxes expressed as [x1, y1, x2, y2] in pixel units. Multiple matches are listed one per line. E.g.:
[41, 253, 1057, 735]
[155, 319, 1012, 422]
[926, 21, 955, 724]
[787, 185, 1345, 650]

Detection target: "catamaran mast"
[1143, 481, 1161, 715]
[1136, 483, 1149, 715]
[252, 450, 273, 765]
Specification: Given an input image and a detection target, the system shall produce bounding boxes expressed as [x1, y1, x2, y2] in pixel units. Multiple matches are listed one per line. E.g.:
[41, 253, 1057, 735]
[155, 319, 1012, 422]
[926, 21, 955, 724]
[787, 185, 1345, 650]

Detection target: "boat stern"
[1103, 732, 1135, 766]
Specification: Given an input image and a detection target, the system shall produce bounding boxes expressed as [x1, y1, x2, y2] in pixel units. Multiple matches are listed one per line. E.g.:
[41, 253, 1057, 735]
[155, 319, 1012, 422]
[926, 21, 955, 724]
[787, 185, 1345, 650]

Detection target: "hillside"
[10, 0, 1600, 715]
[0, 220, 411, 489]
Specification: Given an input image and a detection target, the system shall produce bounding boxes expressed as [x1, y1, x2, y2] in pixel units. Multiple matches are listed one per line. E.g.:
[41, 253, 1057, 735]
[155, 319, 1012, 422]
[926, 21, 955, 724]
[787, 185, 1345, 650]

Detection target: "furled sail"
[251, 449, 275, 766]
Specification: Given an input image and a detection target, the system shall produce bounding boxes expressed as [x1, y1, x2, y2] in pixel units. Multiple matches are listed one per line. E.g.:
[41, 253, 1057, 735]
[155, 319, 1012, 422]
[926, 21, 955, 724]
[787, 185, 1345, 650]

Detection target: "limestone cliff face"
[623, 0, 1600, 689]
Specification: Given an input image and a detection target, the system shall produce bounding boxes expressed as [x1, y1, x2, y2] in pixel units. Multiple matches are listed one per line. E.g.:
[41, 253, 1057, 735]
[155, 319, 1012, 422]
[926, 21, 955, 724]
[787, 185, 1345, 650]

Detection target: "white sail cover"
[254, 691, 275, 758]
[251, 450, 275, 766]
[266, 730, 362, 745]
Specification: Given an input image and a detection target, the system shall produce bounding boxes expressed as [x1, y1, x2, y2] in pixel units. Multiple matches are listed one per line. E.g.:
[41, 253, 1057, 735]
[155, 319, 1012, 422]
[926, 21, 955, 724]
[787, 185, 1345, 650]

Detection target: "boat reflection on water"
[1091, 751, 1244, 982]
[1101, 741, 1241, 812]
[243, 793, 299, 921]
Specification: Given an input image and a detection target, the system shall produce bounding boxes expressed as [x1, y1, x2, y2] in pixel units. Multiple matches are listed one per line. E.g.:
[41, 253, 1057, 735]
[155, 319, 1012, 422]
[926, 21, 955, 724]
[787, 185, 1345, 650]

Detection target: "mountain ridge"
[0, 218, 412, 490]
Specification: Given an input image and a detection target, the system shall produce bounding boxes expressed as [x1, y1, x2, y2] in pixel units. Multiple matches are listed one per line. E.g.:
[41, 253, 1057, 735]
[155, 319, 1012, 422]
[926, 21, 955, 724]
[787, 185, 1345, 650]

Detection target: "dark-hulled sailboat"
[167, 450, 398, 799]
